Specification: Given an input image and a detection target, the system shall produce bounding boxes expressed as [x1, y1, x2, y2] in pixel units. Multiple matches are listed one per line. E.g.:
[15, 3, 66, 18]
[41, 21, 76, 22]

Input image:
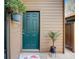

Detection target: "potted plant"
[5, 0, 13, 14]
[5, 0, 26, 21]
[49, 32, 60, 53]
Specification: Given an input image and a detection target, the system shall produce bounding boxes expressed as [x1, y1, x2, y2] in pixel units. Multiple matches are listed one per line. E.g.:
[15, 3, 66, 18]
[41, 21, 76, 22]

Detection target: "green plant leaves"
[5, 0, 26, 13]
[49, 32, 60, 42]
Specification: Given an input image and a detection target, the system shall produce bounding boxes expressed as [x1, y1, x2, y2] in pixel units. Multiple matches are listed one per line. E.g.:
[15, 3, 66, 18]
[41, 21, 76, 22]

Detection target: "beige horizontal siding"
[9, 0, 64, 59]
[22, 0, 64, 52]
[23, 0, 63, 2]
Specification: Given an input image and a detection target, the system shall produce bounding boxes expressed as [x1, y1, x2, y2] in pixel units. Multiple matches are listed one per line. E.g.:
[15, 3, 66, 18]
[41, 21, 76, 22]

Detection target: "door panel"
[71, 23, 74, 52]
[22, 11, 40, 49]
[65, 23, 71, 48]
[65, 22, 74, 52]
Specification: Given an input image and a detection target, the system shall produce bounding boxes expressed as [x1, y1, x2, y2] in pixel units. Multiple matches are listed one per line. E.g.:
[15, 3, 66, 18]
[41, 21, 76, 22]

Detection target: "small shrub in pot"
[49, 32, 60, 53]
[5, 0, 26, 21]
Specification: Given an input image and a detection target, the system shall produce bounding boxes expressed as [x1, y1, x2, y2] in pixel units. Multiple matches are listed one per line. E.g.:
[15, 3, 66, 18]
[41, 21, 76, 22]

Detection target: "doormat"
[19, 54, 40, 59]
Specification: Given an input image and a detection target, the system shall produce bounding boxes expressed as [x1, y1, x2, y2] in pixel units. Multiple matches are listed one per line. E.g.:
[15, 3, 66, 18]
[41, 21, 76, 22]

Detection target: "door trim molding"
[22, 49, 39, 52]
[22, 11, 40, 51]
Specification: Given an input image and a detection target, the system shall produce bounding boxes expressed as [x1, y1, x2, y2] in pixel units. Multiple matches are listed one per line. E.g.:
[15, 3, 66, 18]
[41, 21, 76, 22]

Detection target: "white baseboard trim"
[22, 49, 39, 52]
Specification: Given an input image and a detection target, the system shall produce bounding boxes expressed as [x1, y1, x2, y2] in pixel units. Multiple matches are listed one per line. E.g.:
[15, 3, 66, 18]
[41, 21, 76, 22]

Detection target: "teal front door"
[22, 11, 40, 49]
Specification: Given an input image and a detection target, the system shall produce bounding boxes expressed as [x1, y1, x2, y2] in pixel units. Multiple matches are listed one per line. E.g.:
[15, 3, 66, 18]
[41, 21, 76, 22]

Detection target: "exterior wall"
[22, 0, 64, 52]
[9, 0, 64, 59]
[9, 18, 22, 59]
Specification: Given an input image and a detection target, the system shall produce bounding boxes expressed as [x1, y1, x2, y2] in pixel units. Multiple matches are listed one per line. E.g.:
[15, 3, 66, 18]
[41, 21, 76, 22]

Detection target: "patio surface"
[19, 49, 75, 59]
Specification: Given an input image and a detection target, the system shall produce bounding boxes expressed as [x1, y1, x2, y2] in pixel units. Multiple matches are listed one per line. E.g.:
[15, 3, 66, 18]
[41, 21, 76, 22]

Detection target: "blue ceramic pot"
[12, 13, 22, 22]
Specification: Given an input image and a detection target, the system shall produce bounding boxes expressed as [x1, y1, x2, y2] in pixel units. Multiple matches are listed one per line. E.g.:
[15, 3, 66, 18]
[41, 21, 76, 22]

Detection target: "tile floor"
[19, 49, 75, 59]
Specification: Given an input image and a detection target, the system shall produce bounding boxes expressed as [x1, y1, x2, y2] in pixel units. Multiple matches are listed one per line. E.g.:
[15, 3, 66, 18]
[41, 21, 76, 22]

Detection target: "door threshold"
[22, 49, 39, 52]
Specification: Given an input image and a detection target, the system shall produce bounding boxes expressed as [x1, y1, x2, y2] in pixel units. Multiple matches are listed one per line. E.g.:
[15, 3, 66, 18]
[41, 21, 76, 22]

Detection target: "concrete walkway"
[19, 49, 75, 59]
